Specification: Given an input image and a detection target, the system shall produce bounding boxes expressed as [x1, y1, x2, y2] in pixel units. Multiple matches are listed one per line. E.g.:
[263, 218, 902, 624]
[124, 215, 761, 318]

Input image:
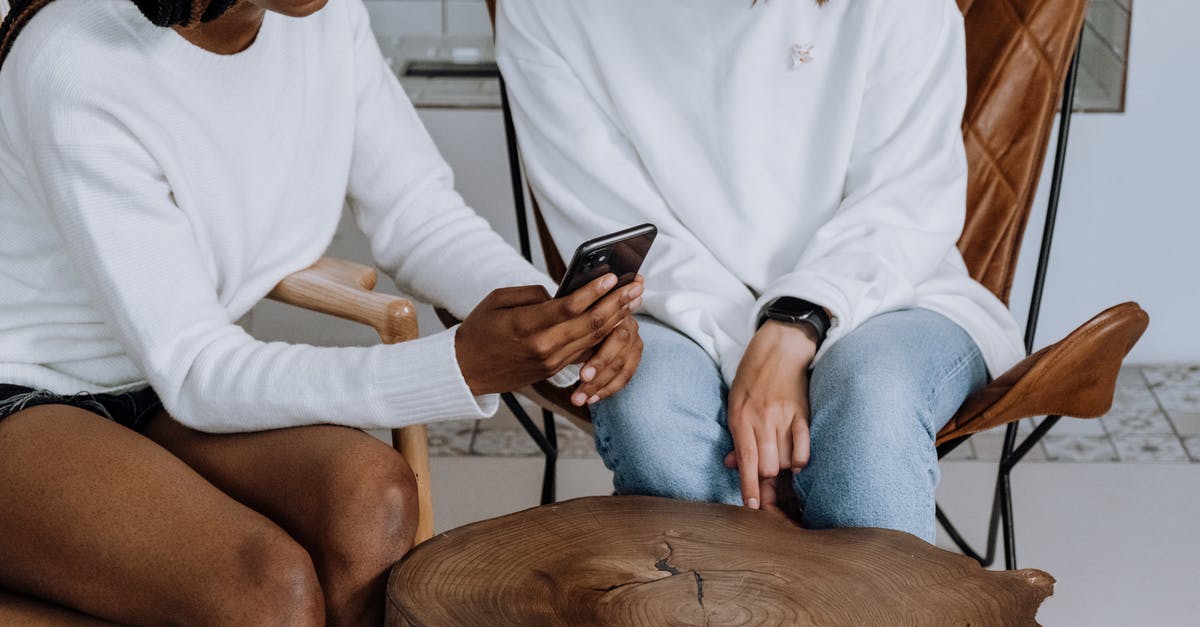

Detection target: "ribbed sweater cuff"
[372, 326, 498, 426]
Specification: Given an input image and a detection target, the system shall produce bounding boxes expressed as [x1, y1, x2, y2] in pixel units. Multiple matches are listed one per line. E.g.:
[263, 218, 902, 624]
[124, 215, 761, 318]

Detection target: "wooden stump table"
[386, 496, 1054, 626]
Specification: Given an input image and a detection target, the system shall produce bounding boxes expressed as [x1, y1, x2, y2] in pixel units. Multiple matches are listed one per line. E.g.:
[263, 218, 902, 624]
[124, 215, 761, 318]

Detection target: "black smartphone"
[554, 224, 657, 298]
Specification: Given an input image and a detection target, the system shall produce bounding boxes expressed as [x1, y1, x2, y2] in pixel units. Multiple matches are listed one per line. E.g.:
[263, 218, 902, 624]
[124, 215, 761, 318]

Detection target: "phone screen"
[554, 224, 657, 298]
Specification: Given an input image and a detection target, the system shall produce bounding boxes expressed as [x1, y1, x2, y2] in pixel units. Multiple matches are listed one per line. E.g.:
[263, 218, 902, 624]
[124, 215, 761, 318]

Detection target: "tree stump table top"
[387, 496, 1054, 626]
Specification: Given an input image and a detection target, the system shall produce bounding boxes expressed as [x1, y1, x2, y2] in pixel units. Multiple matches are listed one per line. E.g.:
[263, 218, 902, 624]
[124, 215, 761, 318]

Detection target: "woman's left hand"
[724, 321, 818, 511]
[572, 299, 645, 407]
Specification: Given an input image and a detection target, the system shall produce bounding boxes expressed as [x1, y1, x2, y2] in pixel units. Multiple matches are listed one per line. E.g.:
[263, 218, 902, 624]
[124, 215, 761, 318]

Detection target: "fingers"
[756, 428, 780, 481]
[731, 420, 760, 510]
[573, 318, 642, 406]
[758, 477, 781, 514]
[549, 281, 642, 362]
[791, 418, 811, 470]
[556, 273, 620, 319]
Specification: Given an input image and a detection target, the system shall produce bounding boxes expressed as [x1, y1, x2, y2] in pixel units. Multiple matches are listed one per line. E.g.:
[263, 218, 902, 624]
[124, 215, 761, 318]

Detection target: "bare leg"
[0, 406, 325, 626]
[144, 414, 418, 626]
[0, 589, 117, 626]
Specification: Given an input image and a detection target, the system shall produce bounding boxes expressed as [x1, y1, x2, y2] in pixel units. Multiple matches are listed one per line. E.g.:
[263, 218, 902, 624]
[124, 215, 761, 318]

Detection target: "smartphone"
[554, 224, 657, 298]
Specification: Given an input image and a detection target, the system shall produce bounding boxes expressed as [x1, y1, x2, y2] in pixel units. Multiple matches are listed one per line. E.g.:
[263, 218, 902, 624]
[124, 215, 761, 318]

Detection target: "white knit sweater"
[0, 0, 559, 432]
[497, 0, 1026, 384]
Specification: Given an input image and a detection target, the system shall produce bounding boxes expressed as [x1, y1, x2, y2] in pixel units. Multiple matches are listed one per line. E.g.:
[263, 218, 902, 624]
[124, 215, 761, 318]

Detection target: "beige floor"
[425, 456, 1200, 626]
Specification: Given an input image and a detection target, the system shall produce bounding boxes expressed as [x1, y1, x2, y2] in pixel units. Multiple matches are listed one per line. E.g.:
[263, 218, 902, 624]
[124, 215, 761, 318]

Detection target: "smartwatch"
[756, 297, 831, 347]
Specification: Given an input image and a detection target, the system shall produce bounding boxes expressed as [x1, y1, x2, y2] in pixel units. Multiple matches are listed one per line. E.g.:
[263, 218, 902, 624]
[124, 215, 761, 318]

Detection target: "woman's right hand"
[454, 274, 643, 396]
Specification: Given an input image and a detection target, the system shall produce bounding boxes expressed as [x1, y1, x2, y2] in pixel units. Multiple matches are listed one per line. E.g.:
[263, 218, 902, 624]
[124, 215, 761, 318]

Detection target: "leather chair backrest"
[488, 0, 1090, 302]
[956, 0, 1088, 303]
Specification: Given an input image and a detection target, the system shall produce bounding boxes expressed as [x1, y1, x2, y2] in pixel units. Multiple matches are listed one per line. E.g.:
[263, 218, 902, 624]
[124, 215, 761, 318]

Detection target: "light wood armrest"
[267, 256, 433, 544]
[268, 257, 418, 344]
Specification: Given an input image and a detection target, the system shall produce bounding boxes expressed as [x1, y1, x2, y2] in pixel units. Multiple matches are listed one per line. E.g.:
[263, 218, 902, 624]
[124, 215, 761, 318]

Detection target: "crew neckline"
[123, 3, 278, 72]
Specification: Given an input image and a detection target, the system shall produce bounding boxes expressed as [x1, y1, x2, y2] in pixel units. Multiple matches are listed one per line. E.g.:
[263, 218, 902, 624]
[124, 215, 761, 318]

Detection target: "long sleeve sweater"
[0, 0, 560, 432]
[496, 0, 1025, 384]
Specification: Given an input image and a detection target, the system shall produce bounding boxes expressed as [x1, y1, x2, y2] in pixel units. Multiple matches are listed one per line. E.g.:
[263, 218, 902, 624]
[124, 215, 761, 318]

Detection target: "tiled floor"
[427, 364, 1200, 464]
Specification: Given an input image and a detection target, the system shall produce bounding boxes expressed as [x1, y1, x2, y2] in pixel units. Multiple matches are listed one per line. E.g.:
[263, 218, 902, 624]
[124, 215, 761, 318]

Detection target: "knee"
[206, 530, 324, 626]
[313, 443, 419, 574]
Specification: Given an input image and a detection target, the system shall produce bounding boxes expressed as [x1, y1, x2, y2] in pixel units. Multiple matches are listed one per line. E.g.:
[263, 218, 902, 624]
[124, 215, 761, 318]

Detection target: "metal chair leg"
[501, 393, 559, 506]
[542, 409, 558, 505]
[936, 31, 1083, 570]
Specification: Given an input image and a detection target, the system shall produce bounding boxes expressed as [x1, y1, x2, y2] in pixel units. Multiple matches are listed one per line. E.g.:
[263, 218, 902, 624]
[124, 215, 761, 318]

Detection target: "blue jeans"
[591, 309, 987, 543]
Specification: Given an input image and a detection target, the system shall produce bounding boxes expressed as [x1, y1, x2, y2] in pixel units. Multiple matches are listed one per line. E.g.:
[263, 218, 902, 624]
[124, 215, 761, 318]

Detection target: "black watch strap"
[757, 297, 831, 346]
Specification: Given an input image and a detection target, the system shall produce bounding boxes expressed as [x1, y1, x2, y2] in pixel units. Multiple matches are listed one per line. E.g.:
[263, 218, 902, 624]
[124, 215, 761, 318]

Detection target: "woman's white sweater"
[0, 0, 559, 432]
[497, 0, 1025, 383]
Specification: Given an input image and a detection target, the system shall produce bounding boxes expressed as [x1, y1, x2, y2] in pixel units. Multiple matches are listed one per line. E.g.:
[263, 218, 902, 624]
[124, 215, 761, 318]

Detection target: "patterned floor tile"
[1116, 366, 1147, 390]
[1142, 364, 1200, 389]
[1048, 416, 1107, 436]
[1113, 435, 1190, 463]
[972, 433, 1047, 462]
[1183, 436, 1200, 462]
[1167, 412, 1200, 437]
[469, 427, 542, 457]
[468, 423, 598, 459]
[425, 420, 476, 457]
[1101, 408, 1177, 437]
[1043, 435, 1119, 462]
[1109, 383, 1162, 412]
[1152, 386, 1200, 414]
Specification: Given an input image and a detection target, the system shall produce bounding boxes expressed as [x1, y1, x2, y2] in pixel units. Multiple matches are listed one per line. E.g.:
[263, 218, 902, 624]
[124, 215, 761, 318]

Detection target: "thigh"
[0, 405, 320, 625]
[142, 415, 418, 554]
[590, 316, 740, 504]
[809, 308, 988, 441]
[795, 308, 987, 540]
[0, 589, 116, 626]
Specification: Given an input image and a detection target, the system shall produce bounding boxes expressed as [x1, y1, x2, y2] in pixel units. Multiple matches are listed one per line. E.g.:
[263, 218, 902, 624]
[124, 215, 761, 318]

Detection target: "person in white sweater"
[0, 0, 644, 624]
[497, 0, 1026, 543]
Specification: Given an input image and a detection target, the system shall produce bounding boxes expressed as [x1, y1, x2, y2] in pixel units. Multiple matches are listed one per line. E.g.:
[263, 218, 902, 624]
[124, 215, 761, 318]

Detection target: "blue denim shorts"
[0, 384, 163, 431]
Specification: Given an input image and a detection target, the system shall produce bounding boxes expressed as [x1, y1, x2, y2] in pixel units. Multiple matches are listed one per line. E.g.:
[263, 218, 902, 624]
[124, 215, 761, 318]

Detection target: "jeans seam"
[923, 343, 983, 437]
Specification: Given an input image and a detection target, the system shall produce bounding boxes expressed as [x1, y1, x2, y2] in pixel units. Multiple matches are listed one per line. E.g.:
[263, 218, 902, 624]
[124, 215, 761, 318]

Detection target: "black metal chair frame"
[496, 34, 1085, 571]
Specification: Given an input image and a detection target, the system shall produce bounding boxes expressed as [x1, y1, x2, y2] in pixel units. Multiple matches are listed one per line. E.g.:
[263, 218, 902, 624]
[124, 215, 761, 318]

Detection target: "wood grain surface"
[387, 496, 1054, 626]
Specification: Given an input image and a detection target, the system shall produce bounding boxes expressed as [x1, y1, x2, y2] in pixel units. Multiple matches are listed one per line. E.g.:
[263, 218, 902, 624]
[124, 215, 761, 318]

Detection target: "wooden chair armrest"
[267, 256, 432, 543]
[936, 302, 1149, 445]
[268, 257, 418, 344]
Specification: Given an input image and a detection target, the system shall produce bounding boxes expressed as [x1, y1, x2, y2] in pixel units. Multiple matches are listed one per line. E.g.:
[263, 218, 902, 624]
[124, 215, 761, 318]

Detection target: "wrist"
[757, 321, 818, 364]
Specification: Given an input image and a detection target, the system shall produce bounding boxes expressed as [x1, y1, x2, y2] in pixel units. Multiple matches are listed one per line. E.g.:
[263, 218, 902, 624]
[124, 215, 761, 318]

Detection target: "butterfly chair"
[269, 257, 435, 545]
[483, 0, 1149, 570]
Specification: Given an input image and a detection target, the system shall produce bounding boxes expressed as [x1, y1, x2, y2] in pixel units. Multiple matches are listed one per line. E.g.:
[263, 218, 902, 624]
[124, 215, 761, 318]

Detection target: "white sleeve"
[22, 66, 499, 433]
[344, 0, 556, 320]
[755, 1, 971, 360]
[497, 7, 758, 384]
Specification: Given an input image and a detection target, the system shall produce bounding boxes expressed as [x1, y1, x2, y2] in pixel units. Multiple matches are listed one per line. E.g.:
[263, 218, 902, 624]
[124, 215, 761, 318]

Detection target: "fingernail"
[572, 392, 587, 406]
[627, 283, 644, 299]
[601, 274, 617, 290]
[747, 498, 759, 510]
[587, 395, 600, 405]
[627, 296, 643, 311]
[581, 366, 596, 381]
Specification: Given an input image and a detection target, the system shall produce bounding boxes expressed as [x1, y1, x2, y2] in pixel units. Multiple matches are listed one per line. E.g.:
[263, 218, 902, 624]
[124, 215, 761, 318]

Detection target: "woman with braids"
[497, 0, 1025, 542]
[0, 0, 645, 623]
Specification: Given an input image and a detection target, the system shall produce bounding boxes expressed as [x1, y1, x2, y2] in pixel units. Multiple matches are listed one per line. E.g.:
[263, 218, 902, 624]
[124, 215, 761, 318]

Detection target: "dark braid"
[0, 0, 238, 70]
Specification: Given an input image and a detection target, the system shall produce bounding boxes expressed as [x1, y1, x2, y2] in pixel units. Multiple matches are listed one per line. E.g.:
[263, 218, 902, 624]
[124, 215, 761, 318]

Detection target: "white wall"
[1009, 0, 1200, 363]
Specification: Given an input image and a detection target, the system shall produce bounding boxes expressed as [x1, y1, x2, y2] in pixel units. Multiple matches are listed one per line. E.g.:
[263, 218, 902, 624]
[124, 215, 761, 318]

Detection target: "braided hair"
[0, 0, 238, 69]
